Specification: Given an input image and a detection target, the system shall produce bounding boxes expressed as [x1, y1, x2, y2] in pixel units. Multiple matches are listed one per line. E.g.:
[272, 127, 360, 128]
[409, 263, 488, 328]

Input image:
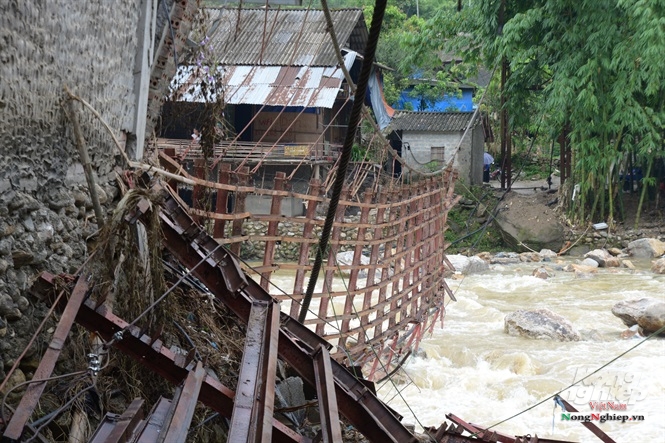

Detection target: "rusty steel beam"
[228, 300, 280, 443]
[313, 345, 343, 443]
[89, 398, 145, 443]
[162, 361, 206, 442]
[3, 276, 91, 441]
[448, 414, 576, 443]
[135, 398, 172, 443]
[446, 414, 500, 442]
[62, 286, 304, 443]
[555, 396, 617, 443]
[155, 188, 417, 443]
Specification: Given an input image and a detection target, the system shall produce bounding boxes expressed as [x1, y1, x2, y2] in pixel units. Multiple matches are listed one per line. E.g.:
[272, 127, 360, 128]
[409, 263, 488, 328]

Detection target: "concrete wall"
[0, 1, 145, 192]
[401, 127, 482, 184]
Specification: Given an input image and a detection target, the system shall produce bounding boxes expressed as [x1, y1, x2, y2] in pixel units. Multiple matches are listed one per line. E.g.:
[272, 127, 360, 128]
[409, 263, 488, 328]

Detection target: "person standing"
[483, 151, 494, 183]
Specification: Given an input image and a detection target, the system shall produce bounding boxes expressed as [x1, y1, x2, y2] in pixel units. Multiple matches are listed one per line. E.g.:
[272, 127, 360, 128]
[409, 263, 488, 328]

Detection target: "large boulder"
[612, 298, 665, 335]
[504, 308, 581, 341]
[627, 238, 665, 258]
[445, 254, 489, 274]
[493, 193, 565, 252]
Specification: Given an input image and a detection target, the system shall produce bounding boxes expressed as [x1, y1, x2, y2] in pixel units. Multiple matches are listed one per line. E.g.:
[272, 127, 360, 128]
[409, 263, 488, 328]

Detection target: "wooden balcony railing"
[155, 138, 342, 164]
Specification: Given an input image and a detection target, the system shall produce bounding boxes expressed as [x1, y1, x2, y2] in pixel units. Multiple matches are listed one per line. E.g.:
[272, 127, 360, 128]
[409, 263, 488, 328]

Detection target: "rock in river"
[505, 308, 581, 341]
[612, 298, 665, 335]
[627, 238, 665, 258]
[445, 254, 489, 274]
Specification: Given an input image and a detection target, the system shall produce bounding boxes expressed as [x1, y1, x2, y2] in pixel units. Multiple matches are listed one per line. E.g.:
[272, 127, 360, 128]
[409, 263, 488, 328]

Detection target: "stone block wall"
[0, 0, 144, 382]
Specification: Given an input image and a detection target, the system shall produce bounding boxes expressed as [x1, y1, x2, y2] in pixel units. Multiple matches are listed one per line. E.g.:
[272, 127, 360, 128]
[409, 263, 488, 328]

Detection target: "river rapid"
[376, 259, 665, 443]
[260, 258, 664, 442]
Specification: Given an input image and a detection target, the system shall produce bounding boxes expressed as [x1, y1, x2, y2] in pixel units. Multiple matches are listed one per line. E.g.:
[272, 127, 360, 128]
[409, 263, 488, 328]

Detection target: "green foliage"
[351, 143, 366, 162]
[404, 0, 665, 224]
[445, 184, 505, 253]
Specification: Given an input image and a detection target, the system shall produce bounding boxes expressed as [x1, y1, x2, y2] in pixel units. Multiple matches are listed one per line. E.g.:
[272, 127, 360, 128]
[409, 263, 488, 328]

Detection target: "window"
[431, 146, 445, 162]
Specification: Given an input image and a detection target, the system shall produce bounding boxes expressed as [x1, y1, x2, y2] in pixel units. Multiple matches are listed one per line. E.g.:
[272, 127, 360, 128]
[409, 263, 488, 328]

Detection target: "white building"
[385, 111, 485, 185]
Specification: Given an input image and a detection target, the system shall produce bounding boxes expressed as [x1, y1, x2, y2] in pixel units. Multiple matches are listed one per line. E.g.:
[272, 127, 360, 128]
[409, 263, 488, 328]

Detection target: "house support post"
[213, 163, 231, 238]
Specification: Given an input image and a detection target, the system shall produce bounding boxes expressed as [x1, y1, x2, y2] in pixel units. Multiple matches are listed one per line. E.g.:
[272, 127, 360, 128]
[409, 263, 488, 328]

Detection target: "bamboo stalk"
[64, 96, 105, 229]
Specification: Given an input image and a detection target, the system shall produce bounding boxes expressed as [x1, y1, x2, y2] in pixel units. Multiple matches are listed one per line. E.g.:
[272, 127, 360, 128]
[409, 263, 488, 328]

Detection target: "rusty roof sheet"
[387, 111, 477, 132]
[170, 51, 357, 108]
[202, 7, 368, 66]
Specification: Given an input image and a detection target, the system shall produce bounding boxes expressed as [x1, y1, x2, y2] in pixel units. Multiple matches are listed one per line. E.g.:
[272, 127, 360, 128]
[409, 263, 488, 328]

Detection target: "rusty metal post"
[313, 345, 343, 443]
[326, 190, 348, 343]
[261, 172, 286, 290]
[231, 166, 250, 256]
[402, 184, 418, 320]
[389, 186, 409, 329]
[376, 189, 397, 335]
[162, 361, 206, 442]
[228, 300, 280, 443]
[291, 178, 322, 318]
[366, 191, 388, 337]
[352, 192, 373, 344]
[213, 163, 231, 239]
[411, 183, 426, 316]
[3, 277, 90, 440]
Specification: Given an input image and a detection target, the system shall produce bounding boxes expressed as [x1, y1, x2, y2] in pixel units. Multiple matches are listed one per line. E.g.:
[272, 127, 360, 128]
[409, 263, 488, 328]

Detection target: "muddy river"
[376, 259, 665, 442]
[259, 258, 664, 442]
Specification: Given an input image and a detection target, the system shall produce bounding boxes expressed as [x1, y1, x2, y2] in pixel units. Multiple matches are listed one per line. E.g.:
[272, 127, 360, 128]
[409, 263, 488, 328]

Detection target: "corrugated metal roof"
[387, 111, 477, 132]
[170, 52, 357, 108]
[203, 8, 368, 66]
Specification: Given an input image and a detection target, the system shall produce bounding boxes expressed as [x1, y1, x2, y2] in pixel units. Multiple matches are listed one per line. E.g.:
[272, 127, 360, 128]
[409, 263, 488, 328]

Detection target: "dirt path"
[488, 175, 665, 246]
